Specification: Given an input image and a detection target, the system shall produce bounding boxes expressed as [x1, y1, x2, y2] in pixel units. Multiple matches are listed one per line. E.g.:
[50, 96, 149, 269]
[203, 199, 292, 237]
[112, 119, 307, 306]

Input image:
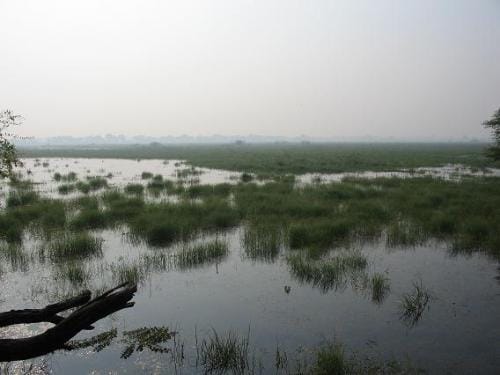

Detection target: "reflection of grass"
[400, 281, 432, 327]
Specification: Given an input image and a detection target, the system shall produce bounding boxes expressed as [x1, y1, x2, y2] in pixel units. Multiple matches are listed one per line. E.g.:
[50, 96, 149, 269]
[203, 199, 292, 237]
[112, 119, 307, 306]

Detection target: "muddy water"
[0, 159, 499, 374]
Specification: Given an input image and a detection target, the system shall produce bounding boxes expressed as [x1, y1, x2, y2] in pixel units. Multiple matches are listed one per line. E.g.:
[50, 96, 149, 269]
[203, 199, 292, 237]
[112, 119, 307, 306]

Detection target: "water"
[1, 159, 499, 374]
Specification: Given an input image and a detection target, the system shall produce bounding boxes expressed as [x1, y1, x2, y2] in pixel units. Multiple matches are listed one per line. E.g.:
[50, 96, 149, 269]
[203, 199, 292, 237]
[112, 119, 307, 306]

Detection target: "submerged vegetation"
[399, 281, 432, 327]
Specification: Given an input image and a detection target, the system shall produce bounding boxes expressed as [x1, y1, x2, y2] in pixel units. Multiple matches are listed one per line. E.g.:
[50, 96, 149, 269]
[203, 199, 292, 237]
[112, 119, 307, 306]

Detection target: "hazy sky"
[1, 0, 499, 139]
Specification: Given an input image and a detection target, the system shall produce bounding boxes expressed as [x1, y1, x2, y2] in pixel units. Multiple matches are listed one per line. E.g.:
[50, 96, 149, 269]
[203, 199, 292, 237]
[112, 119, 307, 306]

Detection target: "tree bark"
[0, 283, 137, 362]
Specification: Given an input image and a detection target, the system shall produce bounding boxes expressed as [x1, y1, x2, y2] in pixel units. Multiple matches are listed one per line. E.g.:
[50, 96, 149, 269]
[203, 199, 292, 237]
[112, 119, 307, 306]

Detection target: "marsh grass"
[288, 220, 351, 249]
[58, 184, 76, 195]
[311, 343, 352, 375]
[287, 251, 368, 291]
[70, 209, 107, 230]
[386, 221, 426, 248]
[176, 239, 229, 269]
[46, 233, 103, 262]
[242, 223, 282, 262]
[124, 183, 144, 195]
[141, 171, 153, 179]
[6, 190, 39, 208]
[176, 167, 202, 179]
[400, 281, 432, 327]
[0, 243, 29, 272]
[55, 262, 89, 286]
[73, 181, 90, 194]
[129, 200, 238, 247]
[111, 260, 145, 285]
[86, 176, 108, 191]
[200, 329, 250, 375]
[370, 273, 390, 304]
[54, 172, 77, 182]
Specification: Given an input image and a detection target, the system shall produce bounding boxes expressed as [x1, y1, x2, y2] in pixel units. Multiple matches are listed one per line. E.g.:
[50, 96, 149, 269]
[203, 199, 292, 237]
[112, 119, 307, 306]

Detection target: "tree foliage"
[483, 107, 500, 161]
[0, 110, 21, 178]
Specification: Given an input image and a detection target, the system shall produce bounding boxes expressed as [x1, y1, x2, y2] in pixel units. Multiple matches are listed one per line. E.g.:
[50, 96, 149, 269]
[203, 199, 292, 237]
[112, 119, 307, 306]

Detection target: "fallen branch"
[0, 283, 137, 362]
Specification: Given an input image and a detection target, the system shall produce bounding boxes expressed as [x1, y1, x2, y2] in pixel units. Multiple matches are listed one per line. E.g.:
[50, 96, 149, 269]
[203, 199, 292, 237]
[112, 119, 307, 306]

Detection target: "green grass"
[129, 199, 239, 247]
[46, 233, 103, 261]
[70, 208, 107, 230]
[55, 262, 89, 286]
[176, 239, 229, 269]
[86, 176, 108, 191]
[287, 251, 368, 291]
[54, 171, 77, 182]
[75, 181, 90, 193]
[370, 273, 390, 304]
[6, 190, 39, 208]
[19, 143, 498, 174]
[58, 183, 76, 195]
[124, 183, 144, 195]
[399, 281, 432, 327]
[0, 244, 29, 272]
[242, 223, 282, 262]
[111, 261, 145, 285]
[200, 329, 250, 374]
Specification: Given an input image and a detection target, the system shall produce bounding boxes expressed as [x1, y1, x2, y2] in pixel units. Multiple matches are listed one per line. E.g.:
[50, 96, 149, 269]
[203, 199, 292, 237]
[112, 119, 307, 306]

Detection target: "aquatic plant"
[370, 273, 390, 304]
[200, 329, 250, 374]
[46, 233, 103, 261]
[399, 281, 432, 327]
[121, 327, 174, 359]
[242, 223, 282, 262]
[240, 172, 253, 182]
[287, 251, 367, 291]
[76, 181, 91, 194]
[58, 184, 75, 195]
[141, 171, 153, 179]
[124, 183, 144, 195]
[311, 343, 352, 375]
[176, 239, 229, 269]
[68, 329, 118, 352]
[86, 176, 108, 191]
[111, 261, 145, 285]
[6, 190, 39, 208]
[70, 208, 107, 230]
[55, 262, 89, 286]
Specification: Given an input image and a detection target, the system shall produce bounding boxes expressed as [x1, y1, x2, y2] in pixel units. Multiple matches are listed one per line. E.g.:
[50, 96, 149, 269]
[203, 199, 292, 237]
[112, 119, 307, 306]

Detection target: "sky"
[1, 0, 499, 140]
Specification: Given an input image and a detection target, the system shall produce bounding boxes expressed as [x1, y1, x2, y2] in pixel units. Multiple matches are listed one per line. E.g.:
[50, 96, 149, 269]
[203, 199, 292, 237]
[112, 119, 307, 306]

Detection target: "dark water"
[1, 228, 499, 374]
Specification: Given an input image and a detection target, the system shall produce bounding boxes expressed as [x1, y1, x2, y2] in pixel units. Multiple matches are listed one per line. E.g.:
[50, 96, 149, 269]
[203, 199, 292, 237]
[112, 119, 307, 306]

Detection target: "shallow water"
[1, 159, 499, 374]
